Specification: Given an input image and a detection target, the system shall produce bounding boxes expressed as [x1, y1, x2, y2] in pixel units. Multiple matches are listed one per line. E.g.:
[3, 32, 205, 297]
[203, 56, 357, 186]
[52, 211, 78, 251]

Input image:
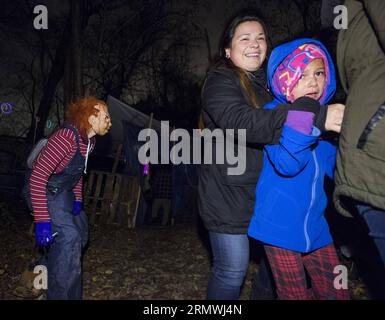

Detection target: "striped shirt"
[30, 127, 94, 222]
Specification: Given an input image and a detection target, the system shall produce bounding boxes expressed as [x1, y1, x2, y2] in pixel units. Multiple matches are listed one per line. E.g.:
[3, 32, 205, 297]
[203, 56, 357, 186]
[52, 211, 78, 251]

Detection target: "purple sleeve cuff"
[285, 111, 315, 135]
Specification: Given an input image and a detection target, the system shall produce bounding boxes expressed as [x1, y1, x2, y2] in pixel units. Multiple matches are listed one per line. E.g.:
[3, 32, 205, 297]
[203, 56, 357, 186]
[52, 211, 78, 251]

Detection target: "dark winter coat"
[198, 66, 289, 234]
[334, 0, 385, 216]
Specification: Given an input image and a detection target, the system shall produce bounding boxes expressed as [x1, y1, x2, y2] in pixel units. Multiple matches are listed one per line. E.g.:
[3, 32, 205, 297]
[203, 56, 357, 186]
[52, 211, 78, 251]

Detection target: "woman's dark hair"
[199, 10, 270, 130]
[220, 11, 269, 59]
[218, 10, 269, 108]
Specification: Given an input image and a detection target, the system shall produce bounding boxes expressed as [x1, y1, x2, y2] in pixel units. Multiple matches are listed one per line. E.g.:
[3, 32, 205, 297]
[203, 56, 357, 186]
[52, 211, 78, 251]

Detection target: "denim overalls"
[44, 123, 89, 299]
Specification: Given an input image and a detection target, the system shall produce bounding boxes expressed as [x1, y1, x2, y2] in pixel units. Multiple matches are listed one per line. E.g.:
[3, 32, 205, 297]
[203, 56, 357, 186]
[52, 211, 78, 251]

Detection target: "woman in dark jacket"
[198, 11, 344, 300]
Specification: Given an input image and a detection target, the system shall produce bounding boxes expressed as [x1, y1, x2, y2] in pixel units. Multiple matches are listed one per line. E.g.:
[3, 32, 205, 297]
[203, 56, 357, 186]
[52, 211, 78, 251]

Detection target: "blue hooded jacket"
[248, 38, 337, 253]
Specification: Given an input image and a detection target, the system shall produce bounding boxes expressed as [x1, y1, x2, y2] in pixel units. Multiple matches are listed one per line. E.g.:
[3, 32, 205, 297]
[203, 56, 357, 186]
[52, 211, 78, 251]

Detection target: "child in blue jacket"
[248, 38, 349, 300]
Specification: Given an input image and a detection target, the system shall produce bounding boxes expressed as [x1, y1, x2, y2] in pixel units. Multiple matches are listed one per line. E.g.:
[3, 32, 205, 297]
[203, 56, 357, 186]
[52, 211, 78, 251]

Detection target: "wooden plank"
[116, 176, 137, 228]
[125, 201, 133, 228]
[131, 184, 141, 228]
[111, 144, 123, 174]
[108, 174, 122, 225]
[88, 170, 95, 193]
[99, 173, 114, 225]
[124, 176, 136, 228]
[89, 172, 103, 225]
[84, 170, 95, 204]
[87, 172, 141, 229]
[116, 176, 128, 226]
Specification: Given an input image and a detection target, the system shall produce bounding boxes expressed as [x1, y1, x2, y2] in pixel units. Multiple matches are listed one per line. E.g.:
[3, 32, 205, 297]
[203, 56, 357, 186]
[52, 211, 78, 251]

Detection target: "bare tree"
[0, 0, 205, 138]
[63, 0, 86, 107]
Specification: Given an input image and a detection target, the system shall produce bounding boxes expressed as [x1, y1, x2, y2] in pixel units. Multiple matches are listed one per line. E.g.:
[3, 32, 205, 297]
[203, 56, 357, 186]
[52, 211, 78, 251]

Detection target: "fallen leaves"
[0, 200, 373, 300]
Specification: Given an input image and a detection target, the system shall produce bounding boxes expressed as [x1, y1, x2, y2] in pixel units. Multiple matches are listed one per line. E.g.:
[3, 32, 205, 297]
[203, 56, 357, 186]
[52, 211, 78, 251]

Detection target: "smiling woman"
[198, 5, 342, 300]
[224, 20, 267, 72]
[198, 8, 347, 300]
[198, 10, 290, 300]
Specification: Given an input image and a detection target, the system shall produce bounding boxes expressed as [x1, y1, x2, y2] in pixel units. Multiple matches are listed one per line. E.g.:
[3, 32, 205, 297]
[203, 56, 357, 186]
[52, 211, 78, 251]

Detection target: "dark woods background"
[0, 0, 340, 141]
[2, 1, 383, 302]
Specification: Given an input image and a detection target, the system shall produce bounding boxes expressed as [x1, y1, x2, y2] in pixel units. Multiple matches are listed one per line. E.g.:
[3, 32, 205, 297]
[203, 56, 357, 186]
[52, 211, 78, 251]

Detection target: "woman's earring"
[226, 53, 230, 59]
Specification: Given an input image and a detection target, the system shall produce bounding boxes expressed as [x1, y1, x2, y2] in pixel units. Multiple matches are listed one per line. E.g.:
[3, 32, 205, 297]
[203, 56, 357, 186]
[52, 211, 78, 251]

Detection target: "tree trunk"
[26, 18, 71, 142]
[63, 0, 84, 107]
[71, 0, 84, 101]
[204, 28, 212, 65]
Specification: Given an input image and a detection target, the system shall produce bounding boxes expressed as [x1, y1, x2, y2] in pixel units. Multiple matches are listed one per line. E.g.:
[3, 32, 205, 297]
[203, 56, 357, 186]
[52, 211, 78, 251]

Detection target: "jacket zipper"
[357, 102, 385, 149]
[304, 150, 319, 251]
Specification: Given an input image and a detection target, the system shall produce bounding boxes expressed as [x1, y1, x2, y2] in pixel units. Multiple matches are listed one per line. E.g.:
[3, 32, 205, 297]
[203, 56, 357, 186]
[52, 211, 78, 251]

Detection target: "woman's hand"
[325, 103, 345, 133]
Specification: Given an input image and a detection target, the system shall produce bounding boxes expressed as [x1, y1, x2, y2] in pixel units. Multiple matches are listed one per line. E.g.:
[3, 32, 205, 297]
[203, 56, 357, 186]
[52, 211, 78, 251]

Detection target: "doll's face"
[88, 104, 112, 137]
[291, 58, 326, 101]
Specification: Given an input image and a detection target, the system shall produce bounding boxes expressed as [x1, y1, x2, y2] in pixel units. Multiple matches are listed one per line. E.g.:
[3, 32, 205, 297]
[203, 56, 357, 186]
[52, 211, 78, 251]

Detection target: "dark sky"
[1, 0, 323, 77]
[0, 0, 326, 136]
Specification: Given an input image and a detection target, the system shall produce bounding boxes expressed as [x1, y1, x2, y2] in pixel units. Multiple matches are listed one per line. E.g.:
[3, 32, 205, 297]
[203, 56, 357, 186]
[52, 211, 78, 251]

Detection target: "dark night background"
[0, 0, 382, 301]
[0, 0, 340, 139]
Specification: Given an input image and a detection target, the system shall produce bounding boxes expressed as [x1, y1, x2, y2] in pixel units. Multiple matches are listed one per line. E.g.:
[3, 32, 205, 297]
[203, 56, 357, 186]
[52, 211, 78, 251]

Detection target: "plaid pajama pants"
[264, 243, 350, 300]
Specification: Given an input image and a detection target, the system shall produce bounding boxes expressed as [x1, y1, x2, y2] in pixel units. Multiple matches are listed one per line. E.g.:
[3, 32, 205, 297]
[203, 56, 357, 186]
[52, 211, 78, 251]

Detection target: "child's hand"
[325, 103, 345, 133]
[290, 96, 321, 116]
[286, 97, 320, 134]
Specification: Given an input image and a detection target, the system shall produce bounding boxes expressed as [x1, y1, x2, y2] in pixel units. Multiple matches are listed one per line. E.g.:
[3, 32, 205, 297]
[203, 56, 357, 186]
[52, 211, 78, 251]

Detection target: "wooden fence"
[84, 170, 140, 228]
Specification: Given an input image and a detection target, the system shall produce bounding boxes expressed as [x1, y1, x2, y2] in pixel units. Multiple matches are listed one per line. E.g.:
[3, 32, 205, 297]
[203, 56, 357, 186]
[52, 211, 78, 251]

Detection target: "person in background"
[28, 96, 111, 299]
[322, 0, 385, 298]
[198, 10, 345, 300]
[150, 165, 172, 226]
[248, 39, 349, 299]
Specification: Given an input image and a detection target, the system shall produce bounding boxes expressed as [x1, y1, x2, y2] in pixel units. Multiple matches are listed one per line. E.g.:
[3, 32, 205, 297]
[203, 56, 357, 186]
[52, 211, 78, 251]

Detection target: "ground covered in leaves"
[0, 198, 370, 300]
